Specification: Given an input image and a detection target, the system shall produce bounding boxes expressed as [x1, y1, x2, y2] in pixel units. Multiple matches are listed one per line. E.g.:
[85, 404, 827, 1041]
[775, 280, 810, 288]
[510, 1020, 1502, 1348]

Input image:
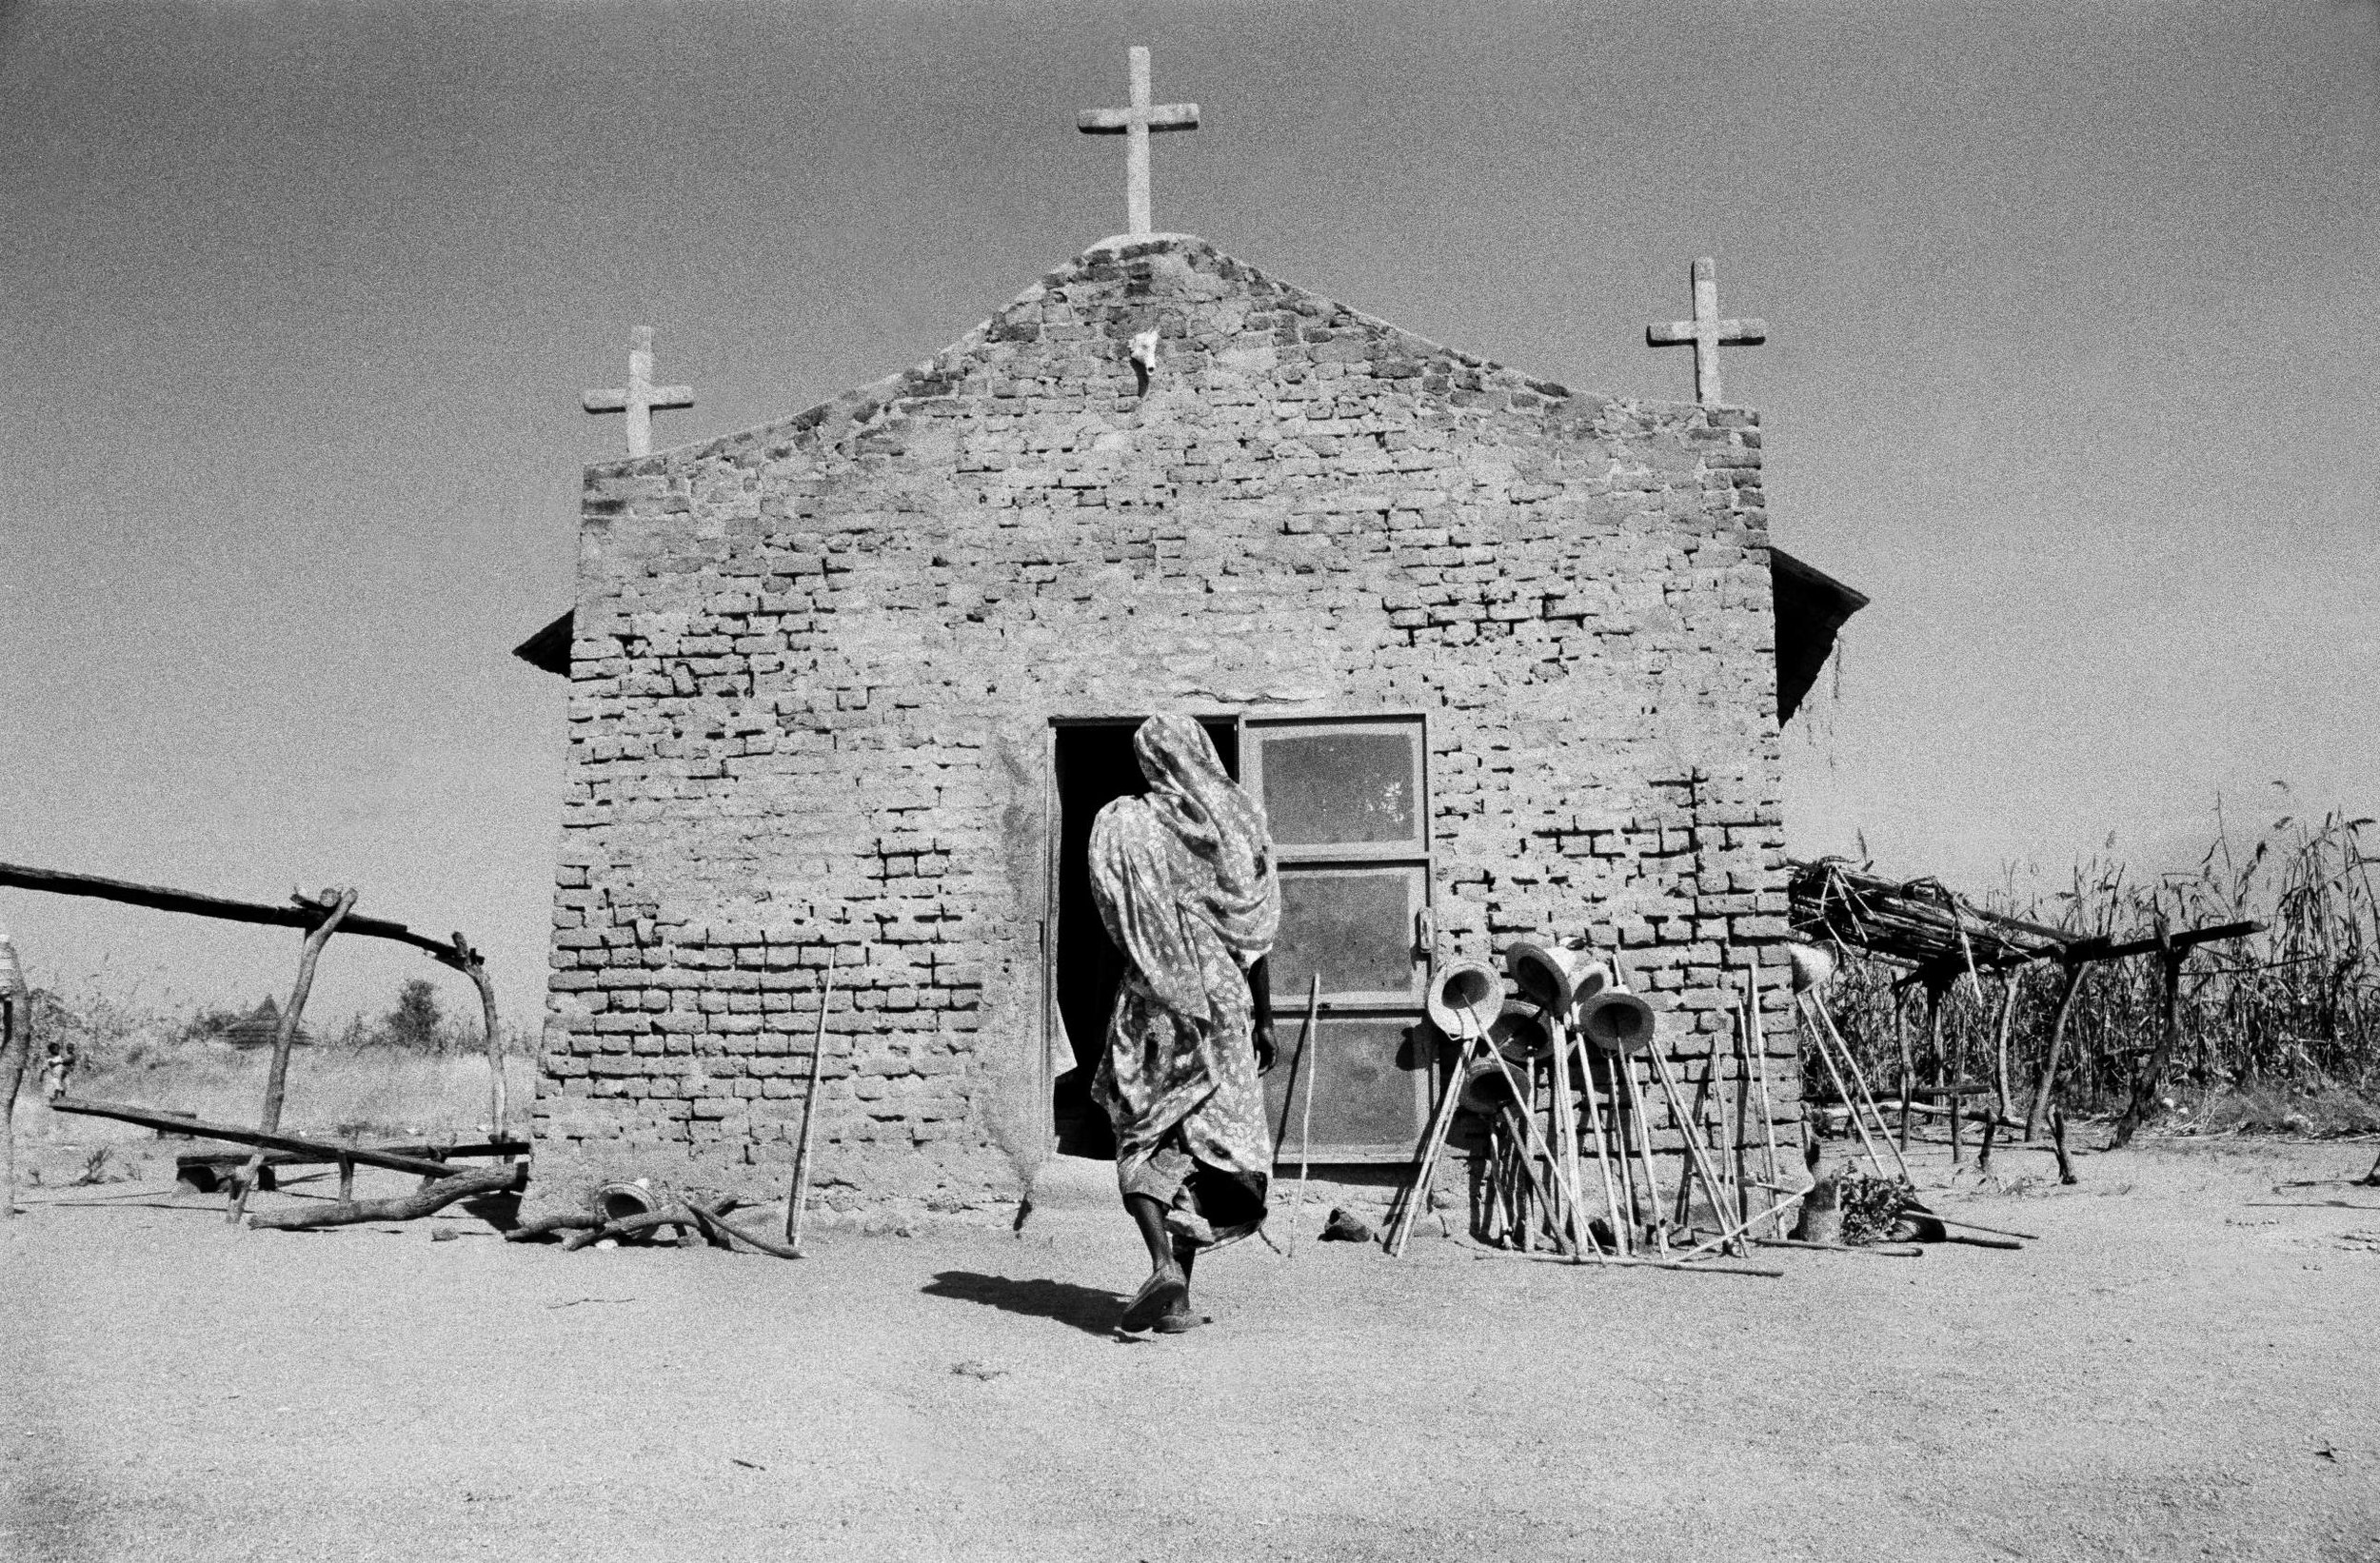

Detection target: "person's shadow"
[922, 1272, 1124, 1338]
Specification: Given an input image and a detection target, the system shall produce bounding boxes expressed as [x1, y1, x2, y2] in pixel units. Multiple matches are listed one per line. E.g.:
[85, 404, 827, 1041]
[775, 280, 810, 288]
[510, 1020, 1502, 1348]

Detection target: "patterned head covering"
[1132, 715, 1280, 959]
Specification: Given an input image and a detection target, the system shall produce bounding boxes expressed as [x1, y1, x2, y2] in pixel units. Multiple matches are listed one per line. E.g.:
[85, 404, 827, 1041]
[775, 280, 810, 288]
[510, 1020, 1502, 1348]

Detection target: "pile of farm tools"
[1387, 940, 1795, 1276]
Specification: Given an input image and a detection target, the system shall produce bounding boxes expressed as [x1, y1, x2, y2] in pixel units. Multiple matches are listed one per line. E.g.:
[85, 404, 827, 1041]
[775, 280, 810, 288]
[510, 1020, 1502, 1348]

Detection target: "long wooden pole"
[0, 861, 473, 968]
[1808, 988, 1914, 1184]
[248, 1162, 525, 1230]
[229, 889, 357, 1224]
[1643, 1044, 1742, 1255]
[1286, 975, 1321, 1251]
[1796, 994, 1885, 1177]
[1618, 1052, 1668, 1254]
[0, 926, 30, 1221]
[2025, 962, 2088, 1141]
[1992, 968, 2022, 1123]
[1385, 1030, 1481, 1256]
[1572, 1030, 1627, 1255]
[785, 952, 841, 1254]
[1546, 1023, 1592, 1256]
[1476, 1040, 1598, 1262]
[1746, 967, 1785, 1237]
[1894, 982, 1914, 1156]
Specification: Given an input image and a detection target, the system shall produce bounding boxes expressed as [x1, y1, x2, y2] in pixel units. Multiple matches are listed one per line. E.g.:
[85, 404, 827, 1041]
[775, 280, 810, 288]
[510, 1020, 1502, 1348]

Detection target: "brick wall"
[534, 234, 1801, 1226]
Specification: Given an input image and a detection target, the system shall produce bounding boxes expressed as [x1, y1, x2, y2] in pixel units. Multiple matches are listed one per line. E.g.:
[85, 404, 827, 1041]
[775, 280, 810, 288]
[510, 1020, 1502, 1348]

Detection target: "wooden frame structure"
[0, 861, 518, 1217]
[1789, 858, 2264, 1153]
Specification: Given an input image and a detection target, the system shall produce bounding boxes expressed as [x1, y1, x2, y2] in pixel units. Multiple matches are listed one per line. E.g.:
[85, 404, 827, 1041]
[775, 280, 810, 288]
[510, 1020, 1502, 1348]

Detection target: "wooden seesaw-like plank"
[48, 1098, 486, 1181]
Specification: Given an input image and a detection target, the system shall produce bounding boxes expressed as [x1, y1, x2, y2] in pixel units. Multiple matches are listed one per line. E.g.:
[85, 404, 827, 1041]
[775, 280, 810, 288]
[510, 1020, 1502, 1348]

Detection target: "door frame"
[1240, 709, 1436, 1161]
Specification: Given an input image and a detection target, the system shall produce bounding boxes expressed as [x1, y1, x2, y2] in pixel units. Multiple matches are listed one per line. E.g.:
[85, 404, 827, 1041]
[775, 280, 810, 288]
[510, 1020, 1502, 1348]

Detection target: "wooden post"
[2050, 1105, 2079, 1184]
[2024, 961, 2087, 1141]
[1894, 981, 1914, 1157]
[1728, 1011, 1753, 1233]
[229, 889, 357, 1224]
[2114, 924, 2184, 1149]
[1747, 967, 1785, 1237]
[451, 933, 506, 1141]
[0, 927, 30, 1220]
[785, 949, 843, 1254]
[1992, 969, 2021, 1123]
[1924, 973, 1959, 1163]
[1286, 975, 1321, 1250]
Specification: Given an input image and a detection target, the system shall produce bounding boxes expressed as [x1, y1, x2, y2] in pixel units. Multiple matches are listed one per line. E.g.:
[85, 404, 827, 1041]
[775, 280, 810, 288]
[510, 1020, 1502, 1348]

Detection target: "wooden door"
[1241, 715, 1434, 1161]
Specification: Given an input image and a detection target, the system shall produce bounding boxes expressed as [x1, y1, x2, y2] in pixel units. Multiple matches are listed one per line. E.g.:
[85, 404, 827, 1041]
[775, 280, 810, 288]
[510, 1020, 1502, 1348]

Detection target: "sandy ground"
[5, 1131, 2378, 1563]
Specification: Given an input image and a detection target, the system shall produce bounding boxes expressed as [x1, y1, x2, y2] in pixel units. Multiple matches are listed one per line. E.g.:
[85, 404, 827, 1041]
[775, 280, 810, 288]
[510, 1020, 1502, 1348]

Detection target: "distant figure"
[1088, 715, 1279, 1334]
[40, 1035, 75, 1100]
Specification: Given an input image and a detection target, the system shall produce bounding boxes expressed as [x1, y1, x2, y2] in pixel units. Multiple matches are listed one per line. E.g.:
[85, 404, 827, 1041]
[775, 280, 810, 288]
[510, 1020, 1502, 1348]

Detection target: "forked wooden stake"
[230, 889, 358, 1225]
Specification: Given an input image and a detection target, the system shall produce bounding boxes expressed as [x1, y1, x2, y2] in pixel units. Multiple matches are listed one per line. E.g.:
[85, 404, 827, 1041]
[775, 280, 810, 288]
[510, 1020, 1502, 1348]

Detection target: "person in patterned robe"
[1089, 714, 1280, 1334]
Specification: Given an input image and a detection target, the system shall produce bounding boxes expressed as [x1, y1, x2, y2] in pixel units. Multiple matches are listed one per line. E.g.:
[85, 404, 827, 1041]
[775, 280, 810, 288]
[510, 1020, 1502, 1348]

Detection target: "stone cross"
[1076, 46, 1200, 238]
[582, 326, 695, 457]
[1645, 258, 1766, 406]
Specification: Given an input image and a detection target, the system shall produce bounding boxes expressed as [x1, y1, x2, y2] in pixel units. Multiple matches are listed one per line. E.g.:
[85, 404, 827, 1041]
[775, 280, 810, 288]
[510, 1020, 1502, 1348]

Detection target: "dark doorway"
[1050, 717, 1239, 1157]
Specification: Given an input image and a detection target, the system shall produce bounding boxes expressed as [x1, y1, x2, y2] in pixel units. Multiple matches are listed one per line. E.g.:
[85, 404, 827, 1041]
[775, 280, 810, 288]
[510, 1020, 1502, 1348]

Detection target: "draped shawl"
[1088, 716, 1281, 1220]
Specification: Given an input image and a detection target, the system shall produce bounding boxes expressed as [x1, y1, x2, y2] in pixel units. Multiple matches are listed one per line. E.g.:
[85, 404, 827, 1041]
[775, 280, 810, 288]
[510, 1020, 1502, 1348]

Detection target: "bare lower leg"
[1126, 1195, 1184, 1285]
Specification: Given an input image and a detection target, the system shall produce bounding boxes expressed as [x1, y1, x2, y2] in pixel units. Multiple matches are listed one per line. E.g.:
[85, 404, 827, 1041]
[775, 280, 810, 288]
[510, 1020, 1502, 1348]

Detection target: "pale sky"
[4, 0, 2375, 1030]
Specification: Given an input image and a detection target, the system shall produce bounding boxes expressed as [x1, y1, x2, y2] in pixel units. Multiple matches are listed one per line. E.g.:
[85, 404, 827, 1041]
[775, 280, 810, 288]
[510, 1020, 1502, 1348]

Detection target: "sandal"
[1118, 1270, 1189, 1333]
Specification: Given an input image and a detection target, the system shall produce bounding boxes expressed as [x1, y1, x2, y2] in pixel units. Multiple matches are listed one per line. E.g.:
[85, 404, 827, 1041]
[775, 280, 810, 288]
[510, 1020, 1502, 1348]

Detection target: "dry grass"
[1814, 805, 2380, 1131]
[18, 977, 534, 1145]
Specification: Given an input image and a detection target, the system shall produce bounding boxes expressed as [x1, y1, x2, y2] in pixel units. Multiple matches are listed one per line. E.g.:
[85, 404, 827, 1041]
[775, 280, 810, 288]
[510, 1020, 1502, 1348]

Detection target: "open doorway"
[1049, 717, 1239, 1157]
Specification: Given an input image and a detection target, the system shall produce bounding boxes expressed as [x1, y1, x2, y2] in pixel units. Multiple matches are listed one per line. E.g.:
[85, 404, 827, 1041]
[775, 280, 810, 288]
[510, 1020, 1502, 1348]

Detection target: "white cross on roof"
[1645, 258, 1767, 406]
[1076, 47, 1200, 239]
[582, 326, 696, 457]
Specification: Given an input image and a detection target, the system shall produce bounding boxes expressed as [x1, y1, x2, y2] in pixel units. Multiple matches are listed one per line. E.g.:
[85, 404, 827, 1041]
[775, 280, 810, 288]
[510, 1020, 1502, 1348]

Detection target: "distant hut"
[220, 996, 312, 1051]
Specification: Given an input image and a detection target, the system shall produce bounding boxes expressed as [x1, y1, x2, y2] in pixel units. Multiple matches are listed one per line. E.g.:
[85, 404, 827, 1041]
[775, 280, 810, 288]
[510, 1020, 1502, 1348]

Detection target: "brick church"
[513, 232, 1865, 1223]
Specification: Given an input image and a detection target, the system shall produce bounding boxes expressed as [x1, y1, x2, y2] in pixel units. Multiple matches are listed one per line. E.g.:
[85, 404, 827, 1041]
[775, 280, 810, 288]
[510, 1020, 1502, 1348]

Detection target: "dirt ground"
[6, 1129, 2378, 1563]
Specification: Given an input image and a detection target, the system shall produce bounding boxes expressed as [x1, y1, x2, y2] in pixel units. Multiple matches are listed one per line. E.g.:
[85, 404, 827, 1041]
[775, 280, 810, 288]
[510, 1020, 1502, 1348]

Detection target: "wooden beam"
[248, 1162, 526, 1230]
[2058, 920, 2264, 966]
[0, 862, 477, 970]
[48, 1098, 475, 1180]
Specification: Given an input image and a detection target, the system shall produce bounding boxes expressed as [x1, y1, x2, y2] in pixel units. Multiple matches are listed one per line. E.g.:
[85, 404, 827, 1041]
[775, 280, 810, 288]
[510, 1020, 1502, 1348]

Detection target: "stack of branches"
[1791, 859, 2073, 974]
